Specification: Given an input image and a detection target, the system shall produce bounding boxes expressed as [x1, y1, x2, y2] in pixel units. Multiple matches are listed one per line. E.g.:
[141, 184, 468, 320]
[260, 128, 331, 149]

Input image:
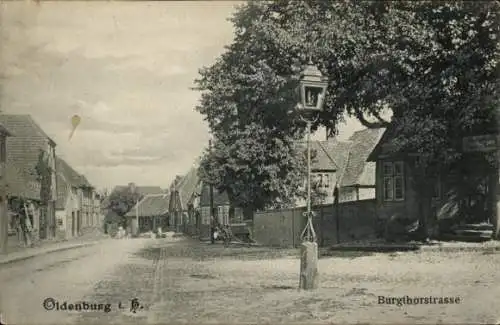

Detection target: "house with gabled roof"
[168, 162, 202, 233]
[103, 183, 164, 235]
[294, 140, 351, 207]
[55, 156, 102, 239]
[76, 173, 103, 234]
[55, 157, 82, 239]
[337, 128, 386, 202]
[0, 114, 58, 241]
[367, 121, 499, 240]
[0, 123, 13, 253]
[102, 184, 164, 211]
[197, 183, 247, 240]
[125, 193, 170, 234]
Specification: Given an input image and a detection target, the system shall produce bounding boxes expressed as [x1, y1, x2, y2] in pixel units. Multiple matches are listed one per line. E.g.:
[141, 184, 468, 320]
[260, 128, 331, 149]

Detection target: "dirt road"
[2, 236, 499, 324]
[0, 238, 153, 325]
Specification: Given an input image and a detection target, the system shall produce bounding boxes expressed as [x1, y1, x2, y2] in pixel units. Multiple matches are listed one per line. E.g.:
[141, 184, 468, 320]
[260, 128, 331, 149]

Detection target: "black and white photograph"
[0, 0, 499, 324]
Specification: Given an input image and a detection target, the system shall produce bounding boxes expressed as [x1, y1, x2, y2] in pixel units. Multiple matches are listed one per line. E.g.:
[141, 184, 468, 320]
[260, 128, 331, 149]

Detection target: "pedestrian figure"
[210, 215, 217, 244]
[222, 224, 233, 247]
[18, 204, 33, 247]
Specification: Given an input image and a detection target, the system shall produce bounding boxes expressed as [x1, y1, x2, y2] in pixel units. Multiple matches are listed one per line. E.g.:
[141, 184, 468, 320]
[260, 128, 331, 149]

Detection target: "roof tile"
[297, 140, 351, 172]
[175, 165, 201, 210]
[0, 114, 55, 144]
[0, 114, 58, 201]
[5, 136, 48, 201]
[340, 128, 386, 187]
[125, 194, 170, 217]
[102, 185, 164, 209]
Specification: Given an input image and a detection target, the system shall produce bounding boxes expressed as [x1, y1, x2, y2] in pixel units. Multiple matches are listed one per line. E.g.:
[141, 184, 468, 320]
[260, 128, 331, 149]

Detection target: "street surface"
[0, 238, 153, 325]
[0, 236, 499, 324]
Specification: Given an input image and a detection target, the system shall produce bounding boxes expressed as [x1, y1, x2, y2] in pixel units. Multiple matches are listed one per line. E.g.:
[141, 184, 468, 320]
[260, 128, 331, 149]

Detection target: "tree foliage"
[107, 187, 142, 223]
[198, 124, 307, 212]
[195, 0, 499, 213]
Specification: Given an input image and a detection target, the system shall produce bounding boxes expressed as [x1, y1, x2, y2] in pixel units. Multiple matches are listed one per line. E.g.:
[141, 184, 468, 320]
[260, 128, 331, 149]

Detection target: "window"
[383, 177, 394, 200]
[383, 161, 404, 201]
[217, 206, 229, 225]
[323, 174, 330, 188]
[313, 173, 331, 190]
[0, 139, 5, 163]
[201, 207, 210, 225]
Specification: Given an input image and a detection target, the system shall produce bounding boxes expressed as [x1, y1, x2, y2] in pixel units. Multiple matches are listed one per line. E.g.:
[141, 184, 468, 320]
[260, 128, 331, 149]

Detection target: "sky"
[0, 1, 366, 191]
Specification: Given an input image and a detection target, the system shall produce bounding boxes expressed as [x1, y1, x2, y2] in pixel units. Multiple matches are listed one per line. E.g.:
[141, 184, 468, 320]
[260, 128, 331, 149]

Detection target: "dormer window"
[313, 172, 331, 190]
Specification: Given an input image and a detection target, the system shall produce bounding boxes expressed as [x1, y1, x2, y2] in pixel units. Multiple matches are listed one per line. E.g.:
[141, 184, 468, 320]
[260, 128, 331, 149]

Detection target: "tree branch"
[353, 107, 390, 128]
[372, 110, 391, 125]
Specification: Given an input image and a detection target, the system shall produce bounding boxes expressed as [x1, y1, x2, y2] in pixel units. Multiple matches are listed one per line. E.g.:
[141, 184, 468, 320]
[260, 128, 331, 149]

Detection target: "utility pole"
[209, 139, 215, 244]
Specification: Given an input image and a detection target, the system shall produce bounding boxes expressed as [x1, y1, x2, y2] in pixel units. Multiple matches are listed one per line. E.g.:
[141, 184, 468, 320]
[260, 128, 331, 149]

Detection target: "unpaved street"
[0, 238, 153, 325]
[1, 237, 499, 324]
[141, 240, 500, 324]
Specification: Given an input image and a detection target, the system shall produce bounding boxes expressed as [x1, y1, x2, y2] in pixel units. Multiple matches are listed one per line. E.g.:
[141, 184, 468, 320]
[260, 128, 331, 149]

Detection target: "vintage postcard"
[0, 1, 499, 324]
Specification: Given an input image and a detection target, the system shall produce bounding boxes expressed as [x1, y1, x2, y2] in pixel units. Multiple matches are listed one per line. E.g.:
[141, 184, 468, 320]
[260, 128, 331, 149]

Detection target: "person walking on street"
[210, 215, 216, 244]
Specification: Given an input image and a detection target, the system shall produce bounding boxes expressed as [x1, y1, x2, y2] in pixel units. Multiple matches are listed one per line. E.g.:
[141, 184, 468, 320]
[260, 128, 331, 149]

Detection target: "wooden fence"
[253, 199, 378, 247]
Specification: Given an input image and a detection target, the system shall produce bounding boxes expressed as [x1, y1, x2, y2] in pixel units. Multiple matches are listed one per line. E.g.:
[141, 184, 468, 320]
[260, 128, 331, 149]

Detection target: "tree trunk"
[415, 180, 434, 241]
[494, 199, 500, 240]
[410, 160, 432, 242]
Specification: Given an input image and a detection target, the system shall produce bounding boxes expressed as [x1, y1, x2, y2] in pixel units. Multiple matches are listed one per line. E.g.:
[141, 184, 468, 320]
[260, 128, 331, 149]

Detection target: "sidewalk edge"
[329, 244, 500, 253]
[0, 241, 100, 266]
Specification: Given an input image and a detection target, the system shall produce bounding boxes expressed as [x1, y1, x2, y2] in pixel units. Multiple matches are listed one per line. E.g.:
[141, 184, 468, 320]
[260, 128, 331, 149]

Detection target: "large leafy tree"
[195, 2, 317, 216]
[106, 188, 142, 227]
[195, 1, 499, 229]
[198, 125, 307, 219]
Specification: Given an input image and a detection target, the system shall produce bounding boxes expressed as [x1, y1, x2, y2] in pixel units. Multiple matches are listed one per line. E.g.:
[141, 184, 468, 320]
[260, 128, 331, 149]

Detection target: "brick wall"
[253, 199, 378, 248]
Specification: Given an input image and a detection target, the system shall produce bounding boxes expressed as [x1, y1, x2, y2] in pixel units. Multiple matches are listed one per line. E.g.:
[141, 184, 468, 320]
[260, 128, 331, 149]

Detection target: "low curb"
[329, 242, 500, 253]
[329, 244, 420, 253]
[0, 241, 101, 266]
[419, 245, 500, 253]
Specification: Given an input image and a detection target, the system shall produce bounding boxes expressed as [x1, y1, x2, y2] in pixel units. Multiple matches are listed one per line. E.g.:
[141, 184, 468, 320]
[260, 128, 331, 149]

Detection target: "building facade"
[0, 123, 12, 253]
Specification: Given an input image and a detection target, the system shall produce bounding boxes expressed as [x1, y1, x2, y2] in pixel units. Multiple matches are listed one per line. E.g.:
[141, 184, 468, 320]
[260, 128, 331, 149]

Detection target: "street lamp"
[129, 182, 138, 237]
[296, 60, 328, 290]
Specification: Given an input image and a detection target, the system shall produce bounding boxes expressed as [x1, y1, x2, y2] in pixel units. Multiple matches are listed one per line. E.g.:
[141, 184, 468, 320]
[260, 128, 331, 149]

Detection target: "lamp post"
[296, 60, 328, 290]
[209, 139, 215, 244]
[130, 182, 138, 237]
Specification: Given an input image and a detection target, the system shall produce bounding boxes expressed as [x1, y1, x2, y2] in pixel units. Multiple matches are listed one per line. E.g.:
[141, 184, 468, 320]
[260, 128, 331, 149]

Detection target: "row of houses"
[108, 123, 498, 245]
[0, 114, 103, 252]
[112, 128, 385, 240]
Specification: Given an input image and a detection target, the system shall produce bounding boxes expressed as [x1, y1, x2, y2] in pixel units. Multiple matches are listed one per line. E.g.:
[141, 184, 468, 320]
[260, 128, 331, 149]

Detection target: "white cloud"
[1, 1, 234, 189]
[0, 1, 375, 190]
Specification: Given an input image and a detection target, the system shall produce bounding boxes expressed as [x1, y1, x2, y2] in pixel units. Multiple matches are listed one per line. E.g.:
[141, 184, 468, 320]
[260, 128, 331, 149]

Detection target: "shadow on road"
[134, 237, 375, 261]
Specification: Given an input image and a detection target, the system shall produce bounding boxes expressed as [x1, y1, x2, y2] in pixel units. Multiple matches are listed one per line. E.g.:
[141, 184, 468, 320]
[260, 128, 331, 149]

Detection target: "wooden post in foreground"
[298, 119, 319, 290]
[299, 241, 319, 290]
